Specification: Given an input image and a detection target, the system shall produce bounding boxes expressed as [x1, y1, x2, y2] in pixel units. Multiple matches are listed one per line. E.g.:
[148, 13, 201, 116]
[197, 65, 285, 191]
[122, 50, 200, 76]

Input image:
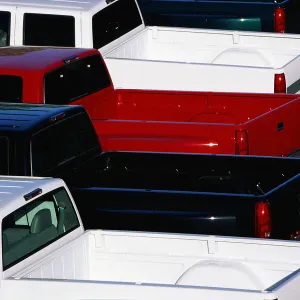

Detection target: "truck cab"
[0, 47, 114, 119]
[1, 176, 83, 276]
[0, 0, 144, 53]
[0, 103, 101, 177]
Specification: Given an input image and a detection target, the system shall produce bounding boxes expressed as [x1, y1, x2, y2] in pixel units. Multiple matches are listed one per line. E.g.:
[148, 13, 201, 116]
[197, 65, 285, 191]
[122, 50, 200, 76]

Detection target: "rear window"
[31, 112, 99, 175]
[2, 187, 80, 270]
[0, 137, 9, 175]
[23, 13, 75, 47]
[0, 11, 10, 46]
[0, 75, 22, 102]
[44, 54, 111, 104]
[92, 0, 142, 49]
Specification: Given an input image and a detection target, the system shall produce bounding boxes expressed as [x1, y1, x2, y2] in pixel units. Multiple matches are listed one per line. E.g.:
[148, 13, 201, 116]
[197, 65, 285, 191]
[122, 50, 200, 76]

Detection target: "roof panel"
[0, 47, 98, 71]
[0, 176, 65, 215]
[0, 103, 85, 132]
[0, 0, 108, 11]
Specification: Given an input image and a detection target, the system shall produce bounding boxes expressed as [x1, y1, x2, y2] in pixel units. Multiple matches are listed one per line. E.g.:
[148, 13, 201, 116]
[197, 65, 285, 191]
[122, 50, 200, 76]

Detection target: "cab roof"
[0, 176, 65, 216]
[0, 47, 99, 72]
[0, 0, 110, 12]
[0, 102, 86, 134]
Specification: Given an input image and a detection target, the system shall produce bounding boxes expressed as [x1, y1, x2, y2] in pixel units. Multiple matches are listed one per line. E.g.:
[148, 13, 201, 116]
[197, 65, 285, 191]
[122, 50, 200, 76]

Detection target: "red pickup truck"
[1, 46, 300, 157]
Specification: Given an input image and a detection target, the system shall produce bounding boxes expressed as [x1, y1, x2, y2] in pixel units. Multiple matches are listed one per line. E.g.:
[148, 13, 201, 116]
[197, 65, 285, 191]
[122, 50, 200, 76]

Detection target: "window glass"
[2, 187, 80, 270]
[92, 0, 142, 49]
[0, 75, 22, 102]
[0, 11, 10, 46]
[44, 54, 111, 104]
[23, 13, 75, 47]
[31, 112, 99, 175]
[0, 137, 9, 175]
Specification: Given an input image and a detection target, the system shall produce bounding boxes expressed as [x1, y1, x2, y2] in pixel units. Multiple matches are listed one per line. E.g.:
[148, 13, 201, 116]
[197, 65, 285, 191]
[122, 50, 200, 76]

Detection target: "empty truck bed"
[103, 27, 300, 93]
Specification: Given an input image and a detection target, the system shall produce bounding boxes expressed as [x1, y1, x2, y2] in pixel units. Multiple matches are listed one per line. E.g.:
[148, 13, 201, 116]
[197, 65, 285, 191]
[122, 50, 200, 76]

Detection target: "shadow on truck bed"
[71, 152, 300, 240]
[74, 151, 300, 194]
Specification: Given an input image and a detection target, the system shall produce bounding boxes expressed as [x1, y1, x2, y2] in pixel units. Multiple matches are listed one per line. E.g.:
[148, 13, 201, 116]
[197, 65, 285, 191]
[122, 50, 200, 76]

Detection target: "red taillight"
[274, 7, 286, 33]
[274, 73, 286, 94]
[255, 202, 271, 238]
[290, 230, 300, 239]
[235, 129, 249, 155]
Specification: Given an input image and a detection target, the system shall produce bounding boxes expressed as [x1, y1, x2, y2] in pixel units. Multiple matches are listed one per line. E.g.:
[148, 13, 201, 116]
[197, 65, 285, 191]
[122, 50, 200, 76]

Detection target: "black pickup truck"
[2, 103, 300, 241]
[138, 0, 300, 34]
[73, 151, 300, 240]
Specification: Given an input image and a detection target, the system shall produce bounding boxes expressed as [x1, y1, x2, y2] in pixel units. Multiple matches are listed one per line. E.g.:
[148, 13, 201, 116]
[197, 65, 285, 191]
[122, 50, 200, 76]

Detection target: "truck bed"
[105, 27, 300, 67]
[93, 96, 300, 155]
[112, 90, 296, 122]
[138, 0, 300, 34]
[69, 152, 300, 239]
[104, 27, 300, 92]
[9, 230, 300, 298]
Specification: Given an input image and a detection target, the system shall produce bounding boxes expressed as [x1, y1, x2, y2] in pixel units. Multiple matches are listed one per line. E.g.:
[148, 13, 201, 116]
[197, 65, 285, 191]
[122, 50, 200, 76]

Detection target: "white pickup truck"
[1, 176, 300, 300]
[1, 0, 300, 94]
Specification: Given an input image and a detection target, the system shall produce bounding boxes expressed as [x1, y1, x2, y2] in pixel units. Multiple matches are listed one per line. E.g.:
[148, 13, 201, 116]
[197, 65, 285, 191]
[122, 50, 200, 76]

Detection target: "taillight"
[274, 7, 286, 33]
[255, 202, 271, 238]
[235, 129, 249, 155]
[290, 230, 300, 239]
[274, 73, 286, 94]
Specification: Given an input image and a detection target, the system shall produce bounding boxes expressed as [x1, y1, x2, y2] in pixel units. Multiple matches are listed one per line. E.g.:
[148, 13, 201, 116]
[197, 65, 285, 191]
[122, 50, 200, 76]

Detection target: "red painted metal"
[93, 96, 300, 156]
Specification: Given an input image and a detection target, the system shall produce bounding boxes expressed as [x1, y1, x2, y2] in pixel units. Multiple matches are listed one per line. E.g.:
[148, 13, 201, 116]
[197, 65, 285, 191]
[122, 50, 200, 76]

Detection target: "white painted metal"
[103, 27, 300, 93]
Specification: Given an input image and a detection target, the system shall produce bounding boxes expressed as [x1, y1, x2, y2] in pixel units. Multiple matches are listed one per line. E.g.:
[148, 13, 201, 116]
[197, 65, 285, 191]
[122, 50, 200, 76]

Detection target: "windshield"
[0, 75, 22, 102]
[0, 137, 9, 175]
[2, 187, 80, 270]
[31, 112, 99, 176]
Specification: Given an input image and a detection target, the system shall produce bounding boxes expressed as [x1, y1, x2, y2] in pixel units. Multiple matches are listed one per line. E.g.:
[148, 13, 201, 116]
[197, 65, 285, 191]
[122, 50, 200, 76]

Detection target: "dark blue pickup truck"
[137, 0, 300, 33]
[2, 103, 300, 241]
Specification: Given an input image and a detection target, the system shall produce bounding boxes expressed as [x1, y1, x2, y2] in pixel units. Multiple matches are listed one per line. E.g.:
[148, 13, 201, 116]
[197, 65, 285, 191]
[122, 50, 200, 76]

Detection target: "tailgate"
[72, 187, 256, 237]
[244, 97, 300, 156]
[93, 119, 236, 154]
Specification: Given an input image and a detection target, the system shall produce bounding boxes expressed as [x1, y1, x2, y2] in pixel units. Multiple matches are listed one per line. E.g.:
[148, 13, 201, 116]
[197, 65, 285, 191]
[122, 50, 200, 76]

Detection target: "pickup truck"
[2, 176, 300, 300]
[5, 46, 300, 124]
[3, 103, 300, 240]
[3, 0, 300, 93]
[137, 0, 300, 34]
